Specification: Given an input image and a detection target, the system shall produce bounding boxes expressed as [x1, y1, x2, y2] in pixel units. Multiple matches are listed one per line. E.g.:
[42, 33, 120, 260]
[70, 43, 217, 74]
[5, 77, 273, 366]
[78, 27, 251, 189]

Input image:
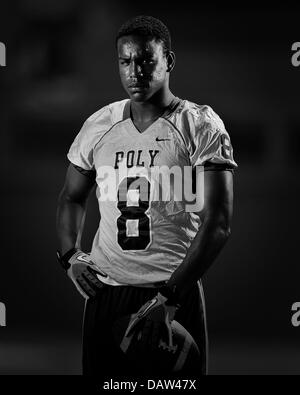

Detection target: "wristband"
[56, 247, 78, 270]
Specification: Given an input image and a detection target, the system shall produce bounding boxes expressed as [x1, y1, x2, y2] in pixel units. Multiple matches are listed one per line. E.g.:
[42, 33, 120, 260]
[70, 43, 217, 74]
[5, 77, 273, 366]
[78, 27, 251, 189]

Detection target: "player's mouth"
[128, 83, 148, 91]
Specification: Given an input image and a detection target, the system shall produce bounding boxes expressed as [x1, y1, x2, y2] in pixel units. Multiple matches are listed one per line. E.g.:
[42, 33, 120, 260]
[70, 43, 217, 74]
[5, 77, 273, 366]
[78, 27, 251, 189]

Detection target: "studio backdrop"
[0, 0, 299, 375]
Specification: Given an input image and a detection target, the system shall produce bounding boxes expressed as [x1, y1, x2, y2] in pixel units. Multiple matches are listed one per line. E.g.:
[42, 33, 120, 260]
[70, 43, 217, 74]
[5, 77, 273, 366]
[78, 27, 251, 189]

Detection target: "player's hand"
[56, 248, 108, 299]
[124, 292, 180, 351]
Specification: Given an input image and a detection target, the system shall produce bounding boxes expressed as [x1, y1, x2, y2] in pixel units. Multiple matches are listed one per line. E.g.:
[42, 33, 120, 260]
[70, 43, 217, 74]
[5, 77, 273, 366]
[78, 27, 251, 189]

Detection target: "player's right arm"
[56, 105, 113, 298]
[56, 164, 107, 299]
[56, 163, 95, 255]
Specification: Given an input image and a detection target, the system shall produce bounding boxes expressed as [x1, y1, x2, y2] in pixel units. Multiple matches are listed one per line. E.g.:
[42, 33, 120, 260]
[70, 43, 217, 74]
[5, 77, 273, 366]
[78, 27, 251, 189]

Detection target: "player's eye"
[120, 59, 130, 66]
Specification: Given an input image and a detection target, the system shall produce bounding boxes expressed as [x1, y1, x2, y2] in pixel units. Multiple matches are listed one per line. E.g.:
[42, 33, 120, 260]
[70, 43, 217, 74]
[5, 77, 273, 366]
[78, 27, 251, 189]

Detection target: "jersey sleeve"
[189, 106, 238, 169]
[67, 105, 111, 170]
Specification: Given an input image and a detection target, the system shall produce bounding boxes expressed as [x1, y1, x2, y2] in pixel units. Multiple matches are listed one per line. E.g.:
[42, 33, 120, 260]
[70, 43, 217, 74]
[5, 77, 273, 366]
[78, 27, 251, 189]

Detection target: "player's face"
[117, 35, 169, 102]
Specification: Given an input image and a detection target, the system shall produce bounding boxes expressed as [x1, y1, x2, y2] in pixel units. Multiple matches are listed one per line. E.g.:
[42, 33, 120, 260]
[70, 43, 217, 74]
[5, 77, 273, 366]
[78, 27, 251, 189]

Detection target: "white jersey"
[67, 98, 237, 286]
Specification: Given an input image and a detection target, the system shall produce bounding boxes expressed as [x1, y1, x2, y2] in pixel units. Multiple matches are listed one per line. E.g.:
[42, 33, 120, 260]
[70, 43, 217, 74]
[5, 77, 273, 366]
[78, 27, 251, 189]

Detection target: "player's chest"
[93, 118, 189, 171]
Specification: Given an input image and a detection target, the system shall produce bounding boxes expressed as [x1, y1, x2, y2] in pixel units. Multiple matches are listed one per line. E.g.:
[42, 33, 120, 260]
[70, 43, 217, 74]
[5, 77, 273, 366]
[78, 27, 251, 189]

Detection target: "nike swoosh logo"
[156, 137, 171, 142]
[77, 254, 108, 277]
[77, 254, 92, 264]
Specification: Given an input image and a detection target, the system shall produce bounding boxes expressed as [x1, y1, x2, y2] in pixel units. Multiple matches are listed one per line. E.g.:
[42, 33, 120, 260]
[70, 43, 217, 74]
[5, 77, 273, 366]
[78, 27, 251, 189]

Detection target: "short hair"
[116, 15, 171, 53]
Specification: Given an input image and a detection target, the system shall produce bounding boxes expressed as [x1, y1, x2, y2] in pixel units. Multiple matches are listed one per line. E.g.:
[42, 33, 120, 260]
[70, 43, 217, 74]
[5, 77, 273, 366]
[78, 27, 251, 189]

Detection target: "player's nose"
[129, 61, 143, 79]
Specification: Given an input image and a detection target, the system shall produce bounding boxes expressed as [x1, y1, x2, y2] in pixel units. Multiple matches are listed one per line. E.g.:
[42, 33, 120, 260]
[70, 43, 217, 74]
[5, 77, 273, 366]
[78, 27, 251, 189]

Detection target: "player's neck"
[130, 90, 176, 123]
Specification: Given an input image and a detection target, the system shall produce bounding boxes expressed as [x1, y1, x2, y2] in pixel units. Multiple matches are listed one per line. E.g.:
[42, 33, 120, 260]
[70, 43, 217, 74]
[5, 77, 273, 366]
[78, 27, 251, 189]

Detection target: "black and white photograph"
[0, 0, 300, 383]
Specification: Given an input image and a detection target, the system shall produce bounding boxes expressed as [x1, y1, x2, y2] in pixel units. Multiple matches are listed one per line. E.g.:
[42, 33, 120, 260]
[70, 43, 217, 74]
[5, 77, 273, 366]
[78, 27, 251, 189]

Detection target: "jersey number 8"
[117, 176, 151, 251]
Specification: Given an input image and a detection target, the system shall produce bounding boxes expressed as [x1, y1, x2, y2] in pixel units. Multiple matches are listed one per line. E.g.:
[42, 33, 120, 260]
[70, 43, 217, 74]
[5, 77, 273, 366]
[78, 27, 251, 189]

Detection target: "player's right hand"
[56, 248, 108, 299]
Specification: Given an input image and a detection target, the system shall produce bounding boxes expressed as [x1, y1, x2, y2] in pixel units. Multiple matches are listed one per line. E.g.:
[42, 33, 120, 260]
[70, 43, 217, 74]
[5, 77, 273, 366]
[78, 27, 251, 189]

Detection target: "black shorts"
[82, 280, 208, 377]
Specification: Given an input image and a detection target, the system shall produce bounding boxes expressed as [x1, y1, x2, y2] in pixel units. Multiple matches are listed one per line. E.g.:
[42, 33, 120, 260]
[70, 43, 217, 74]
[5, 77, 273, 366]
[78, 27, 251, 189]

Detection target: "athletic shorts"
[82, 280, 208, 377]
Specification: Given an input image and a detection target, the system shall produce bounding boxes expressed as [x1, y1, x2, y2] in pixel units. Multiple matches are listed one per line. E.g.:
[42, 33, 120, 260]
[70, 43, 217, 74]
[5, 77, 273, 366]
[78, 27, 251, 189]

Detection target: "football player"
[56, 15, 237, 376]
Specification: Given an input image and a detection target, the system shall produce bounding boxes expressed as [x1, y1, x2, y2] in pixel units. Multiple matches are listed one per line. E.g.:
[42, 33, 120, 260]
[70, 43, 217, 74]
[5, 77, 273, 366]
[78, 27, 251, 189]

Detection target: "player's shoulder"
[180, 100, 226, 133]
[86, 99, 129, 126]
[71, 99, 129, 148]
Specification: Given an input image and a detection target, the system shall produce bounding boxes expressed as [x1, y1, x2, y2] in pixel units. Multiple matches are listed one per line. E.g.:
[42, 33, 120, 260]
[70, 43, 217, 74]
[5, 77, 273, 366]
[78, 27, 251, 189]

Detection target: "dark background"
[0, 0, 300, 375]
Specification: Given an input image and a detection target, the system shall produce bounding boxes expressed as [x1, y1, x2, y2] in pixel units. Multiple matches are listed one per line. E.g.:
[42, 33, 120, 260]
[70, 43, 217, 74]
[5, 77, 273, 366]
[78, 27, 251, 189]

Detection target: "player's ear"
[166, 50, 176, 72]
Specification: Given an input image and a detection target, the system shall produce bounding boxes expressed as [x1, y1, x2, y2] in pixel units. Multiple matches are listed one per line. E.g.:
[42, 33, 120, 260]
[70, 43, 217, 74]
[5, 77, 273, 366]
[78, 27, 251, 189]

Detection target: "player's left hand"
[124, 291, 180, 351]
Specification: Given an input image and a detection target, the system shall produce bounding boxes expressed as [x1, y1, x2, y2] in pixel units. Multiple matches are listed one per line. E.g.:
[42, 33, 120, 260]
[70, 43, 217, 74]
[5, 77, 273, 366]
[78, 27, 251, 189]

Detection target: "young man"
[56, 15, 237, 377]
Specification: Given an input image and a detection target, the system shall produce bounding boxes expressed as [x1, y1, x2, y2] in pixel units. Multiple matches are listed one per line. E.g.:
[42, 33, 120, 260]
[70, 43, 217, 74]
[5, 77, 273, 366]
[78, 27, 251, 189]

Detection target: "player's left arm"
[166, 168, 233, 302]
[122, 168, 233, 344]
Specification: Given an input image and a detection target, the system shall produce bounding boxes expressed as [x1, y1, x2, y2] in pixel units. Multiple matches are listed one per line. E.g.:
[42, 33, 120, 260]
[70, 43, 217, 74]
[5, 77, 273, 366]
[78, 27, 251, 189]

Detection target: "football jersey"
[67, 98, 237, 286]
